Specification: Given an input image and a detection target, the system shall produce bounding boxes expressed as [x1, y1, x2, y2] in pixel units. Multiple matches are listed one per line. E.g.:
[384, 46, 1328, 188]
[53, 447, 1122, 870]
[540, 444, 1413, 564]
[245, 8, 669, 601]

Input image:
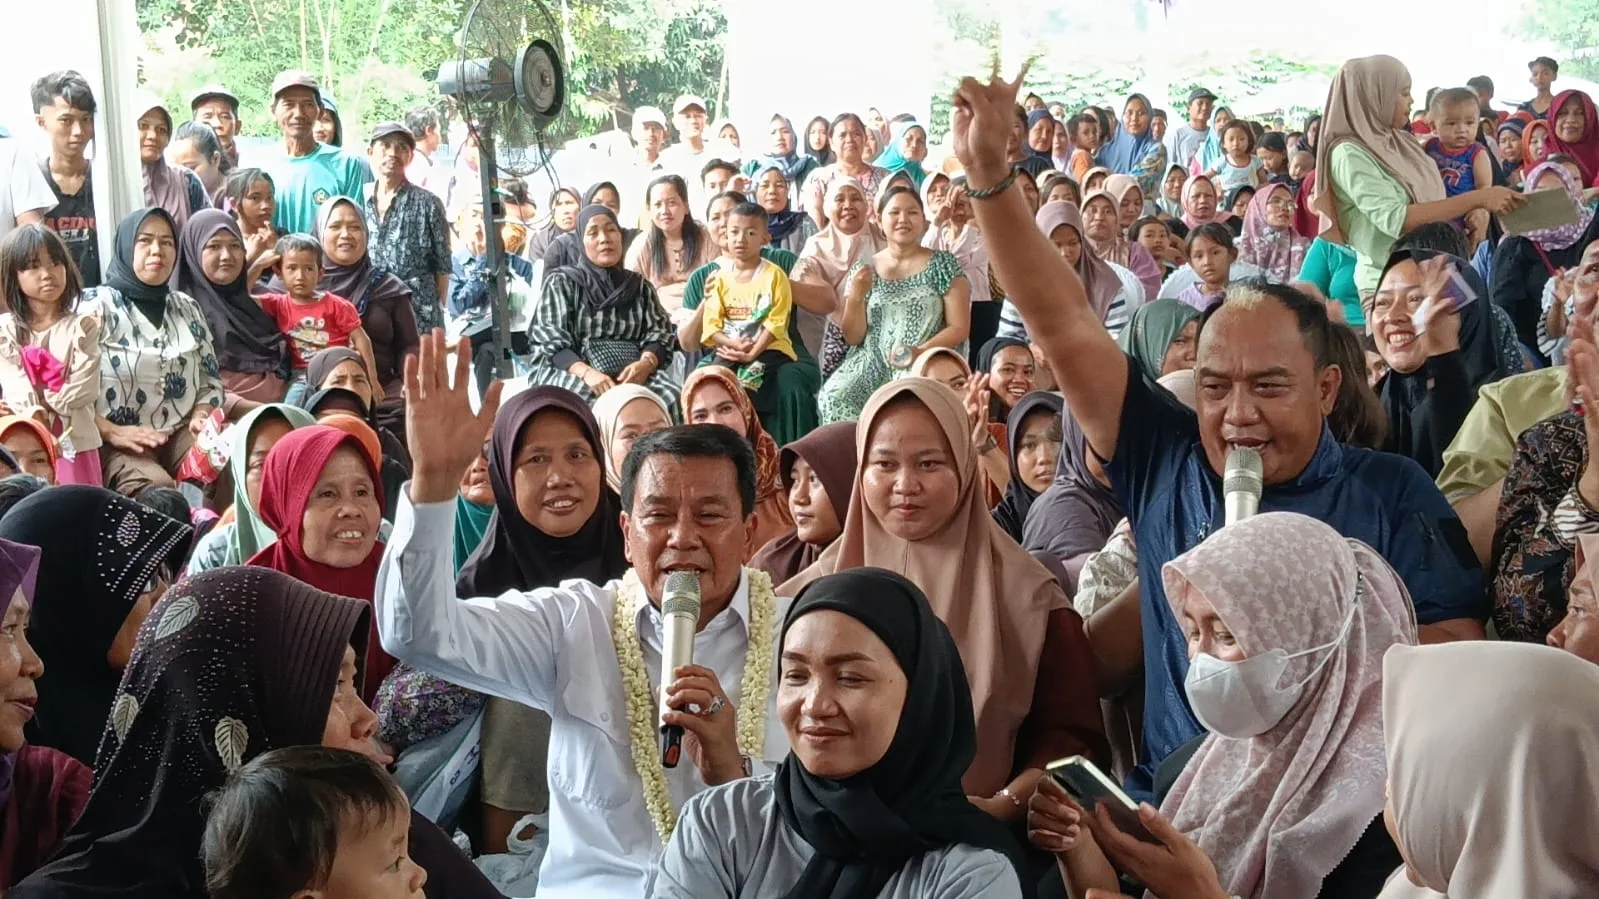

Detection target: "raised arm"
[953, 69, 1129, 458]
[375, 330, 575, 706]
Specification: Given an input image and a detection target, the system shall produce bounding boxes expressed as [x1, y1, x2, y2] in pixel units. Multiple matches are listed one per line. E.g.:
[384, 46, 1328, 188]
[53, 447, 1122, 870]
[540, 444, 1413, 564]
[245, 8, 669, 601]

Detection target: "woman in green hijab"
[454, 440, 495, 571]
[185, 403, 316, 574]
[873, 120, 929, 187]
[1117, 298, 1201, 382]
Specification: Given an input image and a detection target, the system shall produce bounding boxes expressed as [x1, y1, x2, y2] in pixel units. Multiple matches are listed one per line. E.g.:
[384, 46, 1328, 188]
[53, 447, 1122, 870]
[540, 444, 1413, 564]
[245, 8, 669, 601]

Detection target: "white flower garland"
[610, 567, 778, 842]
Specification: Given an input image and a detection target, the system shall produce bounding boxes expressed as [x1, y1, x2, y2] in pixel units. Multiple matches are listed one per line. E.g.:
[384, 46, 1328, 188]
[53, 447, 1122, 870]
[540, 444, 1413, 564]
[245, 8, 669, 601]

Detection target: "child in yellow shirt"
[699, 201, 796, 413]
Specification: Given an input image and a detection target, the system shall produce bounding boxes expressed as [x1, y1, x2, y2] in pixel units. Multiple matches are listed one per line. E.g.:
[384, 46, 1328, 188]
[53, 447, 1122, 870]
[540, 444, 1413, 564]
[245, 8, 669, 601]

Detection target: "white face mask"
[1184, 596, 1357, 739]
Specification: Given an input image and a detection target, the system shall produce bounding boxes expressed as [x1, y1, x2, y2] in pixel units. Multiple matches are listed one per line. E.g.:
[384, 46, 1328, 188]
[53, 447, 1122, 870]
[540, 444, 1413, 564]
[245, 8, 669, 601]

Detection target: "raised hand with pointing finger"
[951, 61, 1033, 188]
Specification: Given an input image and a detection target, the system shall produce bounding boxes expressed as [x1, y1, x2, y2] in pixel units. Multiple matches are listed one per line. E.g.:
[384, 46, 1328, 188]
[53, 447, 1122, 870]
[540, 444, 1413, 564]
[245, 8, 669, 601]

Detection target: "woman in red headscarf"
[1544, 90, 1599, 186]
[246, 424, 391, 702]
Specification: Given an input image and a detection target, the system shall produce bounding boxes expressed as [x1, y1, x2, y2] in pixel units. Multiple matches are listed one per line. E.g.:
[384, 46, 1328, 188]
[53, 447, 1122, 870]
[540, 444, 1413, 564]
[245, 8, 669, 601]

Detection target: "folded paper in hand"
[1501, 187, 1581, 236]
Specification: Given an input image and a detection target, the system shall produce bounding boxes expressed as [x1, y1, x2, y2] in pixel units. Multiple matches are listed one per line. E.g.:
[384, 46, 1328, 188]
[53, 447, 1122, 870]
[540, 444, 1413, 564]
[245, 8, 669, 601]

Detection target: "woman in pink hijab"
[1028, 512, 1416, 899]
[1178, 173, 1234, 230]
[1237, 183, 1310, 282]
[129, 92, 209, 232]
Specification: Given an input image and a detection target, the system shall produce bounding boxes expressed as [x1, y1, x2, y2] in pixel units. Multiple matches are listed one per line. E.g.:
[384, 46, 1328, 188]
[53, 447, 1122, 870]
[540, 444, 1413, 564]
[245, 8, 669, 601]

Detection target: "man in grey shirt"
[1165, 87, 1217, 171]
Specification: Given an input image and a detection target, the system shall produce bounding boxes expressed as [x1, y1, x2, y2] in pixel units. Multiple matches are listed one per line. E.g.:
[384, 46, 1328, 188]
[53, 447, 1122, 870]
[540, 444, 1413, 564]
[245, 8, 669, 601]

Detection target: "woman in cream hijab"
[792, 176, 886, 377]
[1378, 641, 1599, 897]
[1311, 55, 1517, 296]
[782, 378, 1107, 820]
[589, 384, 672, 491]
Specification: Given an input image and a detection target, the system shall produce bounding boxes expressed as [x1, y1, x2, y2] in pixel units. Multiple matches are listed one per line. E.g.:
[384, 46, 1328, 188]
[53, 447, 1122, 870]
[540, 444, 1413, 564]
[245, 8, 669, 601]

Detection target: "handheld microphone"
[658, 570, 701, 768]
[1223, 447, 1263, 527]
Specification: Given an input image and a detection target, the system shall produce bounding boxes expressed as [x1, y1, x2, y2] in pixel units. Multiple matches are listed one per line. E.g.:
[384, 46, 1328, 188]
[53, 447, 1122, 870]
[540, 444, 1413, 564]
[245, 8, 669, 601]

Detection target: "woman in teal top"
[1312, 55, 1522, 299]
[1297, 238, 1363, 326]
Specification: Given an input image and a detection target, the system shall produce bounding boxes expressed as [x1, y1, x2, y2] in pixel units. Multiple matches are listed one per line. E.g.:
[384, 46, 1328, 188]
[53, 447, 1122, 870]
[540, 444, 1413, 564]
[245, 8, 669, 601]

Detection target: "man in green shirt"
[263, 70, 371, 234]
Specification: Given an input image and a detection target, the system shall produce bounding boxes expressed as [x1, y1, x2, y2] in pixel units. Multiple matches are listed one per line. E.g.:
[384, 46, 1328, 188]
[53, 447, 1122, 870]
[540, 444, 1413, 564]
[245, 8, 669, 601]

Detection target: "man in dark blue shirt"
[950, 68, 1487, 793]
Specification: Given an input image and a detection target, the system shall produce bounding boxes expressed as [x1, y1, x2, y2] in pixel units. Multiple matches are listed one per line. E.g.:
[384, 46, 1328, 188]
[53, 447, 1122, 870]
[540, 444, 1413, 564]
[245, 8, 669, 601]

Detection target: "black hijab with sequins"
[0, 486, 192, 766]
[10, 567, 369, 899]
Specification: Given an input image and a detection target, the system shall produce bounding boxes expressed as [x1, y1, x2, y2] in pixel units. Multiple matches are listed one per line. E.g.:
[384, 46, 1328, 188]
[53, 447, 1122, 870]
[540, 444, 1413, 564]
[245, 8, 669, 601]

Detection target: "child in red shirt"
[257, 233, 379, 405]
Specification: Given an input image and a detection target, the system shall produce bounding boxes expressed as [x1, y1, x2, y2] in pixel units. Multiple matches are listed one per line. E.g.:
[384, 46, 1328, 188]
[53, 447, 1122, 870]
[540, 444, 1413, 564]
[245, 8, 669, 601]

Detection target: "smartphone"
[1045, 755, 1159, 844]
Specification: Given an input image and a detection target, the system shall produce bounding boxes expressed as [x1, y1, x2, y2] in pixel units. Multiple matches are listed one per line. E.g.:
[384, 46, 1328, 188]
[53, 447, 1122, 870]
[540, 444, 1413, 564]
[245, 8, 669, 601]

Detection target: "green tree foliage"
[562, 0, 726, 134]
[1517, 0, 1599, 81]
[137, 0, 462, 138]
[135, 0, 727, 145]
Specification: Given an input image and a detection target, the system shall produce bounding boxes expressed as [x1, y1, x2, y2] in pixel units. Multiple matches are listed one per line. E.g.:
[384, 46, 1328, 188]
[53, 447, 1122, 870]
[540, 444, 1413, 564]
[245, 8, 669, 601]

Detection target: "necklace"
[610, 567, 778, 842]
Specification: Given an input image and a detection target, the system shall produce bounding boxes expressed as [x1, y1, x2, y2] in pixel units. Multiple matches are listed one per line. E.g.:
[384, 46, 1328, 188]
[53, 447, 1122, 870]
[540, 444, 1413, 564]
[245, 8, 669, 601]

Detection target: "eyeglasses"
[1266, 197, 1295, 211]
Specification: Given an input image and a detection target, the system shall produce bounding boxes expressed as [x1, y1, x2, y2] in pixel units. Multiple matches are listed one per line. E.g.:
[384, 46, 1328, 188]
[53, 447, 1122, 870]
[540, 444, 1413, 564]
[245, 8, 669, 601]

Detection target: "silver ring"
[705, 696, 725, 717]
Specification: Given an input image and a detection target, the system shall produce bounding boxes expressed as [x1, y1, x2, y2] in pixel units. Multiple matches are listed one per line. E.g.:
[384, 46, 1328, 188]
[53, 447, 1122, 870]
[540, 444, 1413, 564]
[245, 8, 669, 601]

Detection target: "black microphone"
[1223, 447, 1263, 527]
[658, 570, 701, 768]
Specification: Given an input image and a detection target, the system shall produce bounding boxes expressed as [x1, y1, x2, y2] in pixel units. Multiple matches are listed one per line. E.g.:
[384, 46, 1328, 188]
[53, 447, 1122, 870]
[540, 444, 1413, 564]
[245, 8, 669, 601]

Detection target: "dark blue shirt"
[1105, 356, 1486, 796]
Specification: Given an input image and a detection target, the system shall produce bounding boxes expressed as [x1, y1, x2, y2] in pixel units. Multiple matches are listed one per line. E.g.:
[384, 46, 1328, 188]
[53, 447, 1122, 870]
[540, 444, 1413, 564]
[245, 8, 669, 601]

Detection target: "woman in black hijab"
[1021, 406, 1125, 594]
[91, 208, 226, 497]
[10, 567, 501, 899]
[993, 391, 1064, 543]
[975, 336, 1036, 423]
[652, 567, 1026, 899]
[1370, 248, 1506, 478]
[525, 204, 681, 410]
[456, 385, 626, 595]
[0, 486, 192, 766]
[456, 385, 628, 853]
[302, 346, 414, 475]
[174, 209, 291, 403]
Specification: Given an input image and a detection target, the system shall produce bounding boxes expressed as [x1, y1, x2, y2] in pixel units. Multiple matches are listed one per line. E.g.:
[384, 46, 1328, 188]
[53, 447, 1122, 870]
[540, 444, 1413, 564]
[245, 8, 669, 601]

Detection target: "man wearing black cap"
[263, 69, 371, 233]
[1521, 57, 1560, 119]
[364, 122, 451, 333]
[1166, 86, 1216, 171]
[191, 86, 242, 168]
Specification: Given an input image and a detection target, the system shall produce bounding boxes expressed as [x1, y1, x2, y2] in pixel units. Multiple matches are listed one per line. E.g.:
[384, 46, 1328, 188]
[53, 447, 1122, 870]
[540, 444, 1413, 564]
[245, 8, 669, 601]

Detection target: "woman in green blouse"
[1312, 55, 1523, 304]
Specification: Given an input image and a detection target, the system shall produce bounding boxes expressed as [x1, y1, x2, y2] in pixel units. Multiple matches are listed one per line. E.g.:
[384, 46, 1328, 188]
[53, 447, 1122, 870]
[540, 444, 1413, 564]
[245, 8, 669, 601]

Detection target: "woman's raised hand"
[404, 328, 503, 504]
[951, 60, 1031, 184]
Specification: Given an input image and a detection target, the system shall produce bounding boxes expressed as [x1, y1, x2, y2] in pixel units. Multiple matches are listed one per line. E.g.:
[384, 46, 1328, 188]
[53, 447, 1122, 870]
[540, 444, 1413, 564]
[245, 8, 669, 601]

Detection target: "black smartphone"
[1045, 755, 1159, 844]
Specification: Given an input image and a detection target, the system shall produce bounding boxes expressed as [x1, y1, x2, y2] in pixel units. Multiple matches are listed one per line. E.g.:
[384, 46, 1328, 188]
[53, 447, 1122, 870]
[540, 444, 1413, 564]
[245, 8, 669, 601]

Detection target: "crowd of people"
[0, 44, 1596, 899]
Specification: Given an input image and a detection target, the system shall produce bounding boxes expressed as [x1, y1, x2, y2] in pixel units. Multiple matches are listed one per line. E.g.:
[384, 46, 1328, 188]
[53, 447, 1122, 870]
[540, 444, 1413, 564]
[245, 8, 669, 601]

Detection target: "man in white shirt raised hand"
[378, 330, 789, 898]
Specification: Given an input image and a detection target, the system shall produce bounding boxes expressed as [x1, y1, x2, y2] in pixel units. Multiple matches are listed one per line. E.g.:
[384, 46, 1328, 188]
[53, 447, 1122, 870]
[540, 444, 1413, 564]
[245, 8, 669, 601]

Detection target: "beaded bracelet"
[964, 170, 1017, 200]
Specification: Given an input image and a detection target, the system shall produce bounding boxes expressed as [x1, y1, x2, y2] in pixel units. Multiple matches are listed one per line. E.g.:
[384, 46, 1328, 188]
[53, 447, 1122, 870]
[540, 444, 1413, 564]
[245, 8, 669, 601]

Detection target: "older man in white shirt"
[377, 332, 790, 899]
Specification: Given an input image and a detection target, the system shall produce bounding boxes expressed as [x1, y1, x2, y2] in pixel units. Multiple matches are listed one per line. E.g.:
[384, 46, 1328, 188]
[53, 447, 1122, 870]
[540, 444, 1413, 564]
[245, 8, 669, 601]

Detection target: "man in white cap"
[190, 85, 242, 169]
[264, 70, 371, 233]
[618, 105, 670, 224]
[633, 105, 669, 170]
[659, 95, 715, 183]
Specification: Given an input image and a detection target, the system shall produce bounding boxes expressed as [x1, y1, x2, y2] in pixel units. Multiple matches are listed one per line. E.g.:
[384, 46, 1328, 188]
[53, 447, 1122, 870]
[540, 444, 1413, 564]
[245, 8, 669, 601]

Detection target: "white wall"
[2, 0, 143, 262]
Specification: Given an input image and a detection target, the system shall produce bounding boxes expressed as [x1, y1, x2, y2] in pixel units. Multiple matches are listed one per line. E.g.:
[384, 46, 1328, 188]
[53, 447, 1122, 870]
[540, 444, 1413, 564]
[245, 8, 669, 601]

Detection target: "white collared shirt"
[375, 494, 792, 899]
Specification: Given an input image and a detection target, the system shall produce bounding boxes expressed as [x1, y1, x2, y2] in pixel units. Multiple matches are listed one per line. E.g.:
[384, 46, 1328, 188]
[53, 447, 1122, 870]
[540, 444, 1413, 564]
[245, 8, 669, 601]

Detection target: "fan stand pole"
[475, 129, 515, 380]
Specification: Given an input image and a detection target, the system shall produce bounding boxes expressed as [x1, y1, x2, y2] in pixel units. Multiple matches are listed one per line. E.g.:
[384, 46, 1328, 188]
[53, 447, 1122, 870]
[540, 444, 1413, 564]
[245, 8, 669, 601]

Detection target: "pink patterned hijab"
[1158, 512, 1418, 899]
[1237, 183, 1309, 282]
[1521, 161, 1595, 251]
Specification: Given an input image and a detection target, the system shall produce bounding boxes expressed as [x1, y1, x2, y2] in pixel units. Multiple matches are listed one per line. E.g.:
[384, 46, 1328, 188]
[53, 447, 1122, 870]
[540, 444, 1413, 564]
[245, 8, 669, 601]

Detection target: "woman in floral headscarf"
[681, 366, 794, 556]
[1030, 512, 1413, 899]
[1491, 161, 1599, 362]
[1237, 183, 1311, 282]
